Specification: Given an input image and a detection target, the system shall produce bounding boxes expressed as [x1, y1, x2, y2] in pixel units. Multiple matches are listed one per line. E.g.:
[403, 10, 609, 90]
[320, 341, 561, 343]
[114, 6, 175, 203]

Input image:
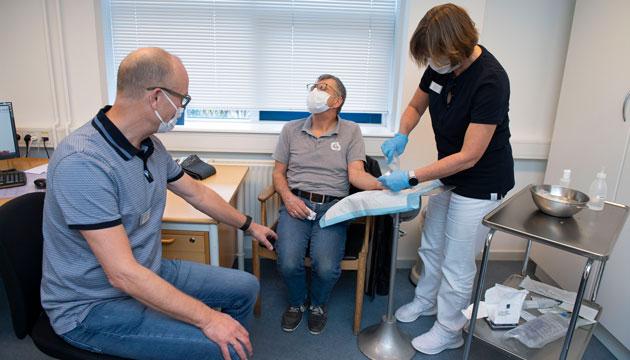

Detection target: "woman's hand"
[377, 170, 411, 192]
[381, 133, 409, 164]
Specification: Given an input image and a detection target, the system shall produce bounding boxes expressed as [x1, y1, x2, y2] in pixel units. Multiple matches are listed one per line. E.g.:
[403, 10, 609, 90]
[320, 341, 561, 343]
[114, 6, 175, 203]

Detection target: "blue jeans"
[61, 259, 258, 360]
[276, 199, 348, 307]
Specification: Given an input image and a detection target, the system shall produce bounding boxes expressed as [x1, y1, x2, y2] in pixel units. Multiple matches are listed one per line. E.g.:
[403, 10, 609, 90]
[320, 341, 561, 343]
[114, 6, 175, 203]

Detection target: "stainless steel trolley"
[463, 185, 628, 360]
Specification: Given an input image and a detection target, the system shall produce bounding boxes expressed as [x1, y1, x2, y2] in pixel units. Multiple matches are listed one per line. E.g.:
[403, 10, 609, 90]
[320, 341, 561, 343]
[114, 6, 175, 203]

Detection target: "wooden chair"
[252, 185, 373, 334]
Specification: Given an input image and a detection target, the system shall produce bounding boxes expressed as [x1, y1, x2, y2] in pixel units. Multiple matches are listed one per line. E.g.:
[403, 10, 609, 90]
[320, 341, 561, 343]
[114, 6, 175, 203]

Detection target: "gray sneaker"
[308, 305, 327, 335]
[281, 304, 306, 332]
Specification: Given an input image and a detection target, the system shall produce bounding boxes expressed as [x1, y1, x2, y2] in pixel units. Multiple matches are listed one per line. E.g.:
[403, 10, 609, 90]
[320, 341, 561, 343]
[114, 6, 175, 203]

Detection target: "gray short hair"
[116, 47, 175, 99]
[317, 74, 346, 114]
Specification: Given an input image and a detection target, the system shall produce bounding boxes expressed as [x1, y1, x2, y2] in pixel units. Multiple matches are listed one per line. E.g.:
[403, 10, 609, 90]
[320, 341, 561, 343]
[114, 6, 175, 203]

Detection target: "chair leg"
[252, 245, 262, 317]
[354, 255, 367, 335]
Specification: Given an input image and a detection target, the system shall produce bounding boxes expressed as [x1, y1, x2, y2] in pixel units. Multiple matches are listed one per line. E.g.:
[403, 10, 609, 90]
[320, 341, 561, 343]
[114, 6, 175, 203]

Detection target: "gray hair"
[317, 74, 346, 114]
[116, 47, 175, 99]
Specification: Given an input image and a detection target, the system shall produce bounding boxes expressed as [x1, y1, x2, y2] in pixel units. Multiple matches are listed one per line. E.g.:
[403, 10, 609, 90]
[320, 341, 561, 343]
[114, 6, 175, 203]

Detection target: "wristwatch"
[240, 215, 253, 231]
[408, 170, 419, 186]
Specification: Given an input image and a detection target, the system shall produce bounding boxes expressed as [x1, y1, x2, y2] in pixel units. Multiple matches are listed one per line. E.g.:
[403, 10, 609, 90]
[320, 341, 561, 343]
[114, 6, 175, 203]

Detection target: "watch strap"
[240, 215, 253, 231]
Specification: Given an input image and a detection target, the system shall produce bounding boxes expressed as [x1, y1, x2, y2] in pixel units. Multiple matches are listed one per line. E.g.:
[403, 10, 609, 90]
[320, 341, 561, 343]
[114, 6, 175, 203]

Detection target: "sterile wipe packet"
[484, 284, 528, 325]
[504, 313, 569, 348]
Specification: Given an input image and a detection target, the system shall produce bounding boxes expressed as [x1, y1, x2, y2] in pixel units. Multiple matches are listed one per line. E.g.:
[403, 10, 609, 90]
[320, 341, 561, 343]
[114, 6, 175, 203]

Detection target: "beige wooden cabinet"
[161, 164, 248, 268]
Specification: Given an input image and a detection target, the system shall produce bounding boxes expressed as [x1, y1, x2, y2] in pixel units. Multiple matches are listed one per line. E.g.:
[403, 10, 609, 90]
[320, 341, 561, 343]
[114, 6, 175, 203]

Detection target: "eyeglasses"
[147, 87, 192, 108]
[306, 82, 340, 97]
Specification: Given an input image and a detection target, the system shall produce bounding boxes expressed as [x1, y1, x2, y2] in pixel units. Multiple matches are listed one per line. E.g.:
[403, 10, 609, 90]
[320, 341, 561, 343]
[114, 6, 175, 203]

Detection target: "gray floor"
[0, 261, 615, 359]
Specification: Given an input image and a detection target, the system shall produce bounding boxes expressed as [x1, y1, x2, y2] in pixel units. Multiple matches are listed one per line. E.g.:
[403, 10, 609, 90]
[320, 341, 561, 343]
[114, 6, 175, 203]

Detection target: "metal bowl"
[530, 184, 589, 217]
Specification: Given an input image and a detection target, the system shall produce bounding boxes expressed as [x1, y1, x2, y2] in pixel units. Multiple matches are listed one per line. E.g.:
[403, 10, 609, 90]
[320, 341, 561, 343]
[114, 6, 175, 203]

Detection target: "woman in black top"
[378, 3, 514, 355]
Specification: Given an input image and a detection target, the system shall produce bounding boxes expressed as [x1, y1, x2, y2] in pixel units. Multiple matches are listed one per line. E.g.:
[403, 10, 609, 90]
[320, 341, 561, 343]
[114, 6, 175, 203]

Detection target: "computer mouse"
[34, 178, 47, 189]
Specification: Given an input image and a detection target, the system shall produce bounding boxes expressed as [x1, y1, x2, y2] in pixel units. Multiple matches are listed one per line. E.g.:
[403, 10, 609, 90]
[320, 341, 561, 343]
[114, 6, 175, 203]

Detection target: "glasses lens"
[182, 96, 191, 108]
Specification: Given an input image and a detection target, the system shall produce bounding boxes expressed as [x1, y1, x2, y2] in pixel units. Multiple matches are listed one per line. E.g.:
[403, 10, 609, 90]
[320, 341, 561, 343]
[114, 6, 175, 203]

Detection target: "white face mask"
[306, 88, 331, 114]
[428, 58, 461, 74]
[154, 89, 183, 133]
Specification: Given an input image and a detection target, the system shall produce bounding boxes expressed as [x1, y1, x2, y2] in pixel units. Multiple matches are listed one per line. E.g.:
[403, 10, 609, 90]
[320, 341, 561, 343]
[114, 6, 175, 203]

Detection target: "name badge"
[140, 209, 151, 226]
[429, 81, 443, 94]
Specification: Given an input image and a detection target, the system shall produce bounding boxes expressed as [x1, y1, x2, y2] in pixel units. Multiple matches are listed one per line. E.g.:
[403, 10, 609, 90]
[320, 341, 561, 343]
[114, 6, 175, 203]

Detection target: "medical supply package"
[319, 180, 443, 228]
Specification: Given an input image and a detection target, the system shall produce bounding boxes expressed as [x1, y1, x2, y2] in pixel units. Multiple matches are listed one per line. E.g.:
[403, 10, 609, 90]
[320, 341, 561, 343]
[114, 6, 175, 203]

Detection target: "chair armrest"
[258, 184, 277, 203]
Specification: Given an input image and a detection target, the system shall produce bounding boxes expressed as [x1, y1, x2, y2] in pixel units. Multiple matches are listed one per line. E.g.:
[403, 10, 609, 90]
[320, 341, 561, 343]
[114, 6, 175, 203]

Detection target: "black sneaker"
[308, 305, 327, 335]
[281, 304, 306, 332]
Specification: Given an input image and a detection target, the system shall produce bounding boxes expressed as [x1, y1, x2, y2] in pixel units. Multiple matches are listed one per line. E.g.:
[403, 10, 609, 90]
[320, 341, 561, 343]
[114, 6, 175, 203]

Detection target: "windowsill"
[157, 121, 550, 160]
[155, 121, 395, 156]
[177, 120, 395, 137]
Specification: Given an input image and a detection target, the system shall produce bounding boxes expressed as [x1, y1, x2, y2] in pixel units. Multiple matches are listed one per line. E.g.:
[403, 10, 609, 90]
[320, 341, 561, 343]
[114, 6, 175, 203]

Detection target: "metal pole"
[590, 260, 606, 302]
[560, 258, 593, 360]
[463, 229, 495, 360]
[522, 239, 532, 276]
[357, 212, 414, 360]
[386, 213, 401, 320]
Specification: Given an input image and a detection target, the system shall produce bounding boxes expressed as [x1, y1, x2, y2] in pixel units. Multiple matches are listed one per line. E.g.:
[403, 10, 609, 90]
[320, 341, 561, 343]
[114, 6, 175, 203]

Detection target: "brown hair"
[409, 3, 478, 67]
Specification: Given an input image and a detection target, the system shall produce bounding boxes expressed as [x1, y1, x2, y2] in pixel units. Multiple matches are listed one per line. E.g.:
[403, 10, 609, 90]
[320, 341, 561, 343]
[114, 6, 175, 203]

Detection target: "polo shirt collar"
[91, 106, 154, 161]
[302, 115, 341, 137]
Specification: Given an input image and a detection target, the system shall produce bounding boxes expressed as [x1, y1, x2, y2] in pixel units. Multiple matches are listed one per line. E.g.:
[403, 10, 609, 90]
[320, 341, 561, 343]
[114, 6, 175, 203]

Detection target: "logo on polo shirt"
[330, 141, 341, 151]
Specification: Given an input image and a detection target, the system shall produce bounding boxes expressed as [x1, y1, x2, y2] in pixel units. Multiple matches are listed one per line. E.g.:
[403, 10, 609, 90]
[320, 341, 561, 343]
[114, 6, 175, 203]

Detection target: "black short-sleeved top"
[419, 45, 514, 200]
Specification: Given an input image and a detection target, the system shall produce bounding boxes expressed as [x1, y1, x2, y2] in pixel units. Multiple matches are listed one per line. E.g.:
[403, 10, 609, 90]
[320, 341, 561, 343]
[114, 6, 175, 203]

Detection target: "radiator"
[207, 159, 277, 257]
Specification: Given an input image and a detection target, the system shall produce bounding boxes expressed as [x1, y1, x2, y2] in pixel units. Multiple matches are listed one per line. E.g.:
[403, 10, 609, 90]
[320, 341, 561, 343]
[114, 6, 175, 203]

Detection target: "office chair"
[0, 192, 124, 359]
[252, 186, 373, 335]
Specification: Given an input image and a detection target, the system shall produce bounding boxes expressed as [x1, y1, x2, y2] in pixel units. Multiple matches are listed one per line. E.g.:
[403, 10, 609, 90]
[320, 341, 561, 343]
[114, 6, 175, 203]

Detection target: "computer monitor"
[0, 102, 20, 160]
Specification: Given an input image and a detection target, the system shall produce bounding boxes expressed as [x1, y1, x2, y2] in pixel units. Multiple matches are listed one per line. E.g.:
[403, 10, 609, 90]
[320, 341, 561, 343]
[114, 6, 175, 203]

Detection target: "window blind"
[105, 0, 398, 117]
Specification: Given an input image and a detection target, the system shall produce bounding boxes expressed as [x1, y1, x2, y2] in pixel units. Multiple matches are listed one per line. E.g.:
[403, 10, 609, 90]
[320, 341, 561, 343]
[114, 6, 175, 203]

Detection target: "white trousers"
[414, 191, 499, 334]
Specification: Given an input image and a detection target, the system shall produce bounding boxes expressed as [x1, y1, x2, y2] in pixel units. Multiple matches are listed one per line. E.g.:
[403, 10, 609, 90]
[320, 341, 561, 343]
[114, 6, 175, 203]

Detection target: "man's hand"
[282, 193, 312, 220]
[199, 309, 252, 360]
[246, 222, 277, 250]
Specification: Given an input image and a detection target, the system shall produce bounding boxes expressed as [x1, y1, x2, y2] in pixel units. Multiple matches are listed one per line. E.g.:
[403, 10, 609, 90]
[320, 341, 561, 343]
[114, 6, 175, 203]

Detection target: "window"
[102, 0, 399, 127]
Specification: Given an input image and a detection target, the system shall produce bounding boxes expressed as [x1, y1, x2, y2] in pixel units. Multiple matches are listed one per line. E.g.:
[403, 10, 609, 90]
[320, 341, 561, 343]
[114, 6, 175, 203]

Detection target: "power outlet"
[16, 127, 53, 153]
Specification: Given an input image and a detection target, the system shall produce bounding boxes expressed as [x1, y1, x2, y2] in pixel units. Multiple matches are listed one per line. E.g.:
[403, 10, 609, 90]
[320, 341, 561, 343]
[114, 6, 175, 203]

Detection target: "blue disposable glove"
[377, 170, 411, 192]
[381, 133, 408, 164]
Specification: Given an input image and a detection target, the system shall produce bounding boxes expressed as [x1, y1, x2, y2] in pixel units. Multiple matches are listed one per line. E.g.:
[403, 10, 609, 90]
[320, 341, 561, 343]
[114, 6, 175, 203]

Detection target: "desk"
[0, 158, 48, 206]
[161, 164, 249, 268]
[1, 158, 249, 268]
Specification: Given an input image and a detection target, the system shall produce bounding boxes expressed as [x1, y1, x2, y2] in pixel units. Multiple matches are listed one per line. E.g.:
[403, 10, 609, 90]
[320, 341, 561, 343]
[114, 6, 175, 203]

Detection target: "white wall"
[0, 0, 575, 261]
[0, 0, 105, 145]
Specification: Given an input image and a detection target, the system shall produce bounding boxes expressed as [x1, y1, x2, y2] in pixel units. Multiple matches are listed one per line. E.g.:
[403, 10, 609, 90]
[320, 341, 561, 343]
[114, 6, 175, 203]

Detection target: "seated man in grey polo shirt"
[272, 74, 383, 335]
[41, 47, 276, 360]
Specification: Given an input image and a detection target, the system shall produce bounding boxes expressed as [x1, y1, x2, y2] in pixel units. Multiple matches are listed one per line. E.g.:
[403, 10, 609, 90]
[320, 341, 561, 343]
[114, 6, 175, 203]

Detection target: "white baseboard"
[594, 325, 630, 359]
[245, 248, 525, 264]
[396, 259, 416, 269]
[479, 250, 527, 262]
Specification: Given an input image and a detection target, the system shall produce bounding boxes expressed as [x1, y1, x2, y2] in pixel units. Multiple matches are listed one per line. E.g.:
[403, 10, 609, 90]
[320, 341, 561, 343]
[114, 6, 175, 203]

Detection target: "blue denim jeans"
[276, 199, 348, 307]
[61, 259, 258, 360]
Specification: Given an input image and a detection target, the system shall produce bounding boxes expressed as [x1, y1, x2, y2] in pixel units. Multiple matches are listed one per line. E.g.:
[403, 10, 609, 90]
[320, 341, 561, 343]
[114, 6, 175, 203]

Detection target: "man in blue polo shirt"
[41, 47, 276, 360]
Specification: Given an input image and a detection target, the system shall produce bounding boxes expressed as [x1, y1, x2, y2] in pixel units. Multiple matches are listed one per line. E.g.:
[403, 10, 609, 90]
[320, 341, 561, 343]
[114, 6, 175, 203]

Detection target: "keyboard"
[0, 170, 27, 189]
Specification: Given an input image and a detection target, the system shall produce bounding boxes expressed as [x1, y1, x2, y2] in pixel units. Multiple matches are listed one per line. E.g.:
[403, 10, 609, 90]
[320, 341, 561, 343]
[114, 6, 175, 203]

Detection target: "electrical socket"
[16, 128, 53, 147]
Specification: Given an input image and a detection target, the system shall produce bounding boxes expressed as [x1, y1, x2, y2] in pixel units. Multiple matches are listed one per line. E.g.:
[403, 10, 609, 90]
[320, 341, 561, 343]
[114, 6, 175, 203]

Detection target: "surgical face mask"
[428, 58, 461, 74]
[307, 88, 331, 114]
[154, 89, 183, 133]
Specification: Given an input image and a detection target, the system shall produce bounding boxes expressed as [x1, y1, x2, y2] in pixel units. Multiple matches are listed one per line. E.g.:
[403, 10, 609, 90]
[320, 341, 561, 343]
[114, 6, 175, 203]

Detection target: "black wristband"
[239, 215, 252, 231]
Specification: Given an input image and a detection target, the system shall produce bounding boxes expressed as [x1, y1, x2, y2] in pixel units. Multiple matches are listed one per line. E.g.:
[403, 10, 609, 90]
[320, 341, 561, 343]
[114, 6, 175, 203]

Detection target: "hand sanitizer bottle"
[559, 169, 571, 188]
[587, 168, 607, 211]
